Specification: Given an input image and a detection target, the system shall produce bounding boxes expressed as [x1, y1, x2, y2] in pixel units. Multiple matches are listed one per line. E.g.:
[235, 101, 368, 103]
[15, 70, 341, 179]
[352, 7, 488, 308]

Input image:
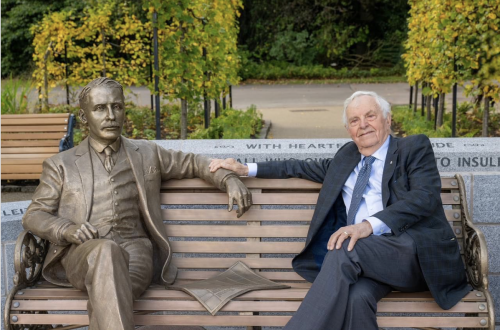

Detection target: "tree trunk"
[181, 98, 188, 140]
[436, 92, 445, 127]
[413, 82, 418, 113]
[482, 96, 490, 137]
[426, 95, 432, 121]
[41, 41, 53, 113]
[101, 28, 106, 77]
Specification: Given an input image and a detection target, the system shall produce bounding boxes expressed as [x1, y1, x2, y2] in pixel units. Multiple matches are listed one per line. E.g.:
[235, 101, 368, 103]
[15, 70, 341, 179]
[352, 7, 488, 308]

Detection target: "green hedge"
[238, 60, 405, 81]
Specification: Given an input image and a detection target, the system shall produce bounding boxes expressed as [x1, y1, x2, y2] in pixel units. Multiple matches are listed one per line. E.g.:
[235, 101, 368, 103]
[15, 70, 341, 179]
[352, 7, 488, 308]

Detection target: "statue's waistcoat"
[89, 146, 148, 239]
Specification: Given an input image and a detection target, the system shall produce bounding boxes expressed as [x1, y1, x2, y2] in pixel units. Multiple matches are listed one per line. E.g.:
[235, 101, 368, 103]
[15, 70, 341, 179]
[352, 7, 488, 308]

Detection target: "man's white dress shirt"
[247, 136, 392, 236]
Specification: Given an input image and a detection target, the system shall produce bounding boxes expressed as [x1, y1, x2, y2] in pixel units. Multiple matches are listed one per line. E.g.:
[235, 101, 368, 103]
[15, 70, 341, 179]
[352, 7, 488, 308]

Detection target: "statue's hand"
[62, 223, 99, 245]
[209, 158, 249, 176]
[225, 176, 252, 218]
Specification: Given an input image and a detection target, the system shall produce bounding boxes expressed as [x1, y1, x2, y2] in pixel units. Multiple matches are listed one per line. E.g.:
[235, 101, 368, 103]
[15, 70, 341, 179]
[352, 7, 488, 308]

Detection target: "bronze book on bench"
[169, 261, 291, 315]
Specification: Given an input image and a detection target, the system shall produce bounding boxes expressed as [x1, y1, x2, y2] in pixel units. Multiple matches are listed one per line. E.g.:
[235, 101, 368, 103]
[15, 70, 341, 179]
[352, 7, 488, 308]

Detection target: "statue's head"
[79, 77, 125, 145]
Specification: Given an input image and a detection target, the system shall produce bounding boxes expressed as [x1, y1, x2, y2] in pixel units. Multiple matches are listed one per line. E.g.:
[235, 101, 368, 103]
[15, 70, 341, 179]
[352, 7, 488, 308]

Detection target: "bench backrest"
[1, 113, 75, 180]
[161, 177, 465, 284]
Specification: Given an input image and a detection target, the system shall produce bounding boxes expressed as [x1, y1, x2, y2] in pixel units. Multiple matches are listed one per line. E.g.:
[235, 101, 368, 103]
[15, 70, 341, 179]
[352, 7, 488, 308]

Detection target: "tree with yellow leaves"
[404, 0, 499, 135]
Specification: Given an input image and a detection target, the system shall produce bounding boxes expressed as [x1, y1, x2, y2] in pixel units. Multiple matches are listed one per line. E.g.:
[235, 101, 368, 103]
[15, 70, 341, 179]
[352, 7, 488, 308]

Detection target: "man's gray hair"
[79, 77, 123, 109]
[342, 91, 391, 126]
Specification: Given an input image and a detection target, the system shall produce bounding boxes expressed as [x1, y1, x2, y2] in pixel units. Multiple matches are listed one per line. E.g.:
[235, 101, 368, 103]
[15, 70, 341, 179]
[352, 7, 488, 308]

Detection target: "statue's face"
[79, 86, 125, 145]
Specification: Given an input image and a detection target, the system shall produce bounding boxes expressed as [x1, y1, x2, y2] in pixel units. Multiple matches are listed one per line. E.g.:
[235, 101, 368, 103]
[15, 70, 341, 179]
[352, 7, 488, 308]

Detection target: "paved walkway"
[34, 82, 476, 139]
[232, 83, 478, 139]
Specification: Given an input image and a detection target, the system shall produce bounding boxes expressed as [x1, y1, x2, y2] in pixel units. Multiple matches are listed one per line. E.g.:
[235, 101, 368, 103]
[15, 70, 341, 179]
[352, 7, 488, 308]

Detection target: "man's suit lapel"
[75, 138, 93, 222]
[382, 136, 399, 207]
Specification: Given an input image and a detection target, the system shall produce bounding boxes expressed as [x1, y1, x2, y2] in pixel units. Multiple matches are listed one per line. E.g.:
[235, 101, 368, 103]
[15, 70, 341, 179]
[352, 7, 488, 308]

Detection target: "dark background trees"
[238, 0, 410, 68]
[1, 0, 410, 78]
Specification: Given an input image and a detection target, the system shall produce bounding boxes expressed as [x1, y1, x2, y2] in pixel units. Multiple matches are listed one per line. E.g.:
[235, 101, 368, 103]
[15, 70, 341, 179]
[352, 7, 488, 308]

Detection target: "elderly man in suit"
[209, 91, 470, 329]
[22, 77, 252, 330]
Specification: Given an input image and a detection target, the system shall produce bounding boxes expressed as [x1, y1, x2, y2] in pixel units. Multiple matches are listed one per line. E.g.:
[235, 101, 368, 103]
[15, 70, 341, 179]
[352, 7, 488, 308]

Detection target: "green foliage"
[144, 0, 242, 103]
[189, 106, 262, 139]
[268, 25, 316, 65]
[1, 0, 85, 78]
[239, 0, 410, 67]
[392, 104, 500, 137]
[404, 0, 500, 101]
[1, 76, 33, 114]
[239, 62, 405, 81]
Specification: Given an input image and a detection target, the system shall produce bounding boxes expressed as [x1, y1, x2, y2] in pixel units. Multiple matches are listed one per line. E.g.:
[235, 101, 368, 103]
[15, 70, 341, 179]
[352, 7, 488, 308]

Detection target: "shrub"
[1, 76, 33, 114]
[189, 106, 262, 139]
[391, 104, 500, 137]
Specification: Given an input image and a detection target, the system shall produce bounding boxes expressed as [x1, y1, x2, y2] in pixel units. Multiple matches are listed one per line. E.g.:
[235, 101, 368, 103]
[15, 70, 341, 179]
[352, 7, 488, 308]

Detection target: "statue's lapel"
[122, 138, 148, 211]
[74, 138, 93, 221]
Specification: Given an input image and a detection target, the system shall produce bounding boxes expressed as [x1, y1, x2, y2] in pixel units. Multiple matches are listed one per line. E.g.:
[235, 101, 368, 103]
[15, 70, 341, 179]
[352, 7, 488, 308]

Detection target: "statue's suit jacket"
[256, 134, 470, 310]
[23, 137, 234, 287]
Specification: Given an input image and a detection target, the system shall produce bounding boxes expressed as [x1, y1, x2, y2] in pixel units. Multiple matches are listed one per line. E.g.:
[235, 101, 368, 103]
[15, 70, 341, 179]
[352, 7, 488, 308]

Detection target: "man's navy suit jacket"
[256, 134, 470, 310]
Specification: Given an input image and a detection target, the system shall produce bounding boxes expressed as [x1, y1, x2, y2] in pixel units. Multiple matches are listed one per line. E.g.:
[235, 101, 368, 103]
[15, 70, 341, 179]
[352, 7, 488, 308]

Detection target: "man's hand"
[327, 221, 373, 252]
[209, 158, 249, 176]
[62, 223, 99, 245]
[225, 176, 252, 218]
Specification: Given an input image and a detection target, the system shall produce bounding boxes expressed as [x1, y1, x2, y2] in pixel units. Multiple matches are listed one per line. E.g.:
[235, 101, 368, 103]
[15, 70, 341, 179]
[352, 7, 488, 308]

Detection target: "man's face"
[345, 95, 391, 155]
[79, 86, 125, 145]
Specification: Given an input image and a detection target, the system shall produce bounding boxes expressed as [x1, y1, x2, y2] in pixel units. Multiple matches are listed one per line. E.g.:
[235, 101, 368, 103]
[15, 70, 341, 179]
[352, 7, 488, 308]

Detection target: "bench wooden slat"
[2, 114, 71, 119]
[445, 209, 462, 221]
[10, 299, 484, 313]
[161, 193, 319, 205]
[2, 132, 67, 140]
[2, 125, 69, 133]
[2, 140, 61, 147]
[11, 314, 489, 328]
[165, 224, 463, 239]
[1, 158, 47, 165]
[2, 118, 70, 126]
[377, 317, 488, 328]
[1, 147, 59, 154]
[161, 177, 459, 190]
[173, 258, 294, 269]
[162, 178, 323, 190]
[1, 173, 42, 180]
[441, 177, 460, 189]
[170, 241, 305, 253]
[164, 209, 315, 221]
[2, 165, 44, 174]
[0, 153, 59, 159]
[13, 287, 486, 303]
[166, 225, 310, 238]
[164, 209, 461, 222]
[161, 192, 460, 205]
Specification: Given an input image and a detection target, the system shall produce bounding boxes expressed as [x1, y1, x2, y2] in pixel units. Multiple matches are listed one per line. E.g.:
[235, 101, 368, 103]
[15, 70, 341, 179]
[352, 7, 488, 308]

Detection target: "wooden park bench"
[4, 174, 495, 329]
[1, 113, 76, 180]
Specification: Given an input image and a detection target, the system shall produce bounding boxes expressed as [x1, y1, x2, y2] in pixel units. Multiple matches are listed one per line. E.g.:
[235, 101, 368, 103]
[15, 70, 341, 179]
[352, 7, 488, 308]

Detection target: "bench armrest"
[4, 230, 48, 329]
[456, 174, 489, 291]
[59, 114, 76, 152]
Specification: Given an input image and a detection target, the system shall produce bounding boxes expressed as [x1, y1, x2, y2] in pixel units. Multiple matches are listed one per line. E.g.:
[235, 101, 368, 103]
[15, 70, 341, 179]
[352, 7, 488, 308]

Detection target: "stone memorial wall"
[2, 137, 500, 329]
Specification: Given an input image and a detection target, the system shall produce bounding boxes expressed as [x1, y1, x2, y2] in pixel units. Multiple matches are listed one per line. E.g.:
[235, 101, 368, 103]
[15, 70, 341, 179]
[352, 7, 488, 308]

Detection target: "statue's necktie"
[346, 155, 376, 225]
[104, 146, 114, 173]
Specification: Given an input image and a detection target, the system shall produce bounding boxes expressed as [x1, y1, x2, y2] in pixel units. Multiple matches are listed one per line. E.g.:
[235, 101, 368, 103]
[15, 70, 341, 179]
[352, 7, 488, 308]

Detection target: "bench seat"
[4, 175, 495, 329]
